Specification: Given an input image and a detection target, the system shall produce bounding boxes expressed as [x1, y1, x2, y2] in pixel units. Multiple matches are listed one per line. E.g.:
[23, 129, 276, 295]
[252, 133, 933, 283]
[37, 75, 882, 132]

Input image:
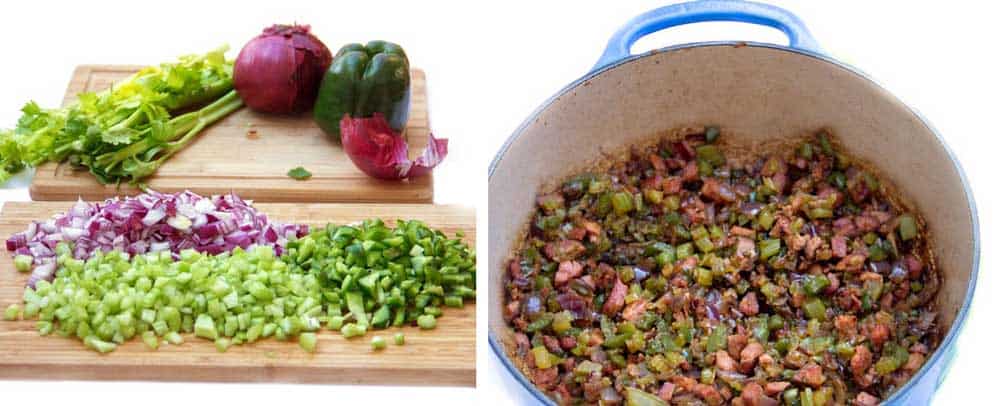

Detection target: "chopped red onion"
[6, 190, 309, 287]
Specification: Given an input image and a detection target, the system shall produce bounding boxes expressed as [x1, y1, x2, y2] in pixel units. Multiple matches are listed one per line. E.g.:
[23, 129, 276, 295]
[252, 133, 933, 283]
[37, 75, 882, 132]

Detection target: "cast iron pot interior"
[488, 43, 978, 404]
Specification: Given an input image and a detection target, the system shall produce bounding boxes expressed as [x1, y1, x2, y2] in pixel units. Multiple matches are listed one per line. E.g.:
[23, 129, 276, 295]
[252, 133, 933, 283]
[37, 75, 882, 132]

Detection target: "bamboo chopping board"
[0, 202, 474, 386]
[29, 66, 434, 203]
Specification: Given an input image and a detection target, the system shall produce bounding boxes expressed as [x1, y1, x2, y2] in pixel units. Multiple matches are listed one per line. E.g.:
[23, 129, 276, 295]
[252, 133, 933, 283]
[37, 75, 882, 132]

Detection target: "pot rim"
[488, 40, 980, 405]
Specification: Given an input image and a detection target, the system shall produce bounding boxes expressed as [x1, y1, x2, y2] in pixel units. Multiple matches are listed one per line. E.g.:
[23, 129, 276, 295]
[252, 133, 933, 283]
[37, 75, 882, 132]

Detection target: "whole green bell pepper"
[313, 40, 410, 141]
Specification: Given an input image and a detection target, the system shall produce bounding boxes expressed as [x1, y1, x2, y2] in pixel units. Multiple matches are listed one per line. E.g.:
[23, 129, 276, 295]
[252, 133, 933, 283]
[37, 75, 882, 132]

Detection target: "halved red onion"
[6, 190, 308, 287]
[340, 114, 448, 180]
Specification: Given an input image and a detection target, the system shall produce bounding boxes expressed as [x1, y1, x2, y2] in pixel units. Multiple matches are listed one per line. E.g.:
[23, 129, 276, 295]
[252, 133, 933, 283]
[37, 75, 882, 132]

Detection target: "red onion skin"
[234, 24, 332, 114]
[340, 114, 448, 180]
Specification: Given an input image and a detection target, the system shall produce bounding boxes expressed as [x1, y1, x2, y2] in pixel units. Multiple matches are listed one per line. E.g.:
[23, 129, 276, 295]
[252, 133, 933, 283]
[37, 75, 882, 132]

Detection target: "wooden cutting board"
[29, 66, 434, 203]
[0, 202, 474, 386]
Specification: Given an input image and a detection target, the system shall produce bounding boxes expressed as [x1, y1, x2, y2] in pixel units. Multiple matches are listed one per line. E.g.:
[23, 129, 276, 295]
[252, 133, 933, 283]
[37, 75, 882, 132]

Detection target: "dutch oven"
[488, 1, 979, 404]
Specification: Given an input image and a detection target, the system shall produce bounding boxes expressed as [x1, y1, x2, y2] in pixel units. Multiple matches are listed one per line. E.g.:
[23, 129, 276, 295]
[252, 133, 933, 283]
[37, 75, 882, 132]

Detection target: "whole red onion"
[234, 24, 333, 114]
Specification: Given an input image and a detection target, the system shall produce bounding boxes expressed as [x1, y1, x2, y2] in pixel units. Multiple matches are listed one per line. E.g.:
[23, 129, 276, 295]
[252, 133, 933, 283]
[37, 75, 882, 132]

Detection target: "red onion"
[340, 114, 448, 180]
[6, 190, 308, 287]
[234, 24, 333, 114]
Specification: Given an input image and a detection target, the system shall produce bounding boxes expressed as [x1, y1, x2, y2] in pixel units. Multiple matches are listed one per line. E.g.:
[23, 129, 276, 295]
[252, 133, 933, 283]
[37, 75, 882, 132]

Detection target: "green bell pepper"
[314, 40, 411, 141]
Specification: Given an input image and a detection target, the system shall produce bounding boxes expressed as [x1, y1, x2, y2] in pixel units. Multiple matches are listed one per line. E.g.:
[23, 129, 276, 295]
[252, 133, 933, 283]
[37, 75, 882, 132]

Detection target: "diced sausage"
[649, 153, 667, 172]
[903, 352, 925, 373]
[739, 292, 760, 316]
[658, 382, 676, 401]
[792, 362, 826, 388]
[560, 335, 577, 351]
[663, 176, 683, 194]
[701, 178, 737, 203]
[730, 226, 755, 237]
[832, 235, 848, 258]
[693, 383, 724, 406]
[728, 334, 749, 359]
[602, 277, 627, 315]
[621, 299, 649, 321]
[867, 323, 890, 347]
[851, 345, 873, 378]
[544, 240, 587, 262]
[531, 365, 559, 389]
[740, 342, 765, 373]
[835, 315, 857, 337]
[542, 335, 561, 353]
[554, 260, 584, 286]
[682, 160, 699, 182]
[671, 375, 698, 391]
[741, 382, 765, 406]
[715, 350, 737, 371]
[764, 381, 790, 396]
[853, 392, 879, 406]
[835, 254, 866, 272]
[566, 226, 587, 241]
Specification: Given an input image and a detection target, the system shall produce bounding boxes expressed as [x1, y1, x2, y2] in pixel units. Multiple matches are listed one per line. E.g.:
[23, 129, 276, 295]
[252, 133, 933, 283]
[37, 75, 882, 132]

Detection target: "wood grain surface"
[0, 201, 474, 386]
[30, 66, 434, 203]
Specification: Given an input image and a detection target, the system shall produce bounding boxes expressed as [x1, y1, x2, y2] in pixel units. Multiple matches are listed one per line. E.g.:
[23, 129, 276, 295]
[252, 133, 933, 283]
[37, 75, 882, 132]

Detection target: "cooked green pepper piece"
[625, 387, 667, 406]
[898, 214, 918, 241]
[803, 297, 826, 320]
[759, 239, 781, 260]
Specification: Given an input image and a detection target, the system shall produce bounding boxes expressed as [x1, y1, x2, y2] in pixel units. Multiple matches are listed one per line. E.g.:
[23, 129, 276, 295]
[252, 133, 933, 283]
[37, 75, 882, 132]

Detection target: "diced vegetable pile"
[6, 190, 306, 288]
[4, 191, 475, 353]
[503, 128, 938, 406]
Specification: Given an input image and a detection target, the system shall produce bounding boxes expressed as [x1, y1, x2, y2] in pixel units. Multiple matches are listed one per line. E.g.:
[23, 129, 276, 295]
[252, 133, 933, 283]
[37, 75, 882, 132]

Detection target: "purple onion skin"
[234, 24, 333, 114]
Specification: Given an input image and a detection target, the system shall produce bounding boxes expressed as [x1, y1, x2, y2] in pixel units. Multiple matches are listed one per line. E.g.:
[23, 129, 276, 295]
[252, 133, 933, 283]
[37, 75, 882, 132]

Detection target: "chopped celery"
[142, 331, 159, 349]
[215, 337, 231, 352]
[14, 255, 32, 272]
[194, 314, 218, 340]
[371, 335, 387, 351]
[4, 304, 19, 320]
[164, 332, 184, 345]
[341, 323, 367, 338]
[10, 217, 474, 354]
[299, 332, 317, 353]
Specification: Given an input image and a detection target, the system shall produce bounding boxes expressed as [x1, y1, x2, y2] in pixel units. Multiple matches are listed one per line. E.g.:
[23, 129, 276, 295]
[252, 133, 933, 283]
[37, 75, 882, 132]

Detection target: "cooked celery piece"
[371, 335, 387, 351]
[299, 332, 317, 353]
[10, 218, 475, 353]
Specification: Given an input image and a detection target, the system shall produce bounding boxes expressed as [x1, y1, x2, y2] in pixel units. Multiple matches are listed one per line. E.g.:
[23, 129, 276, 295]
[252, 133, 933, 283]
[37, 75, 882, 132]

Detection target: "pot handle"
[593, 0, 822, 70]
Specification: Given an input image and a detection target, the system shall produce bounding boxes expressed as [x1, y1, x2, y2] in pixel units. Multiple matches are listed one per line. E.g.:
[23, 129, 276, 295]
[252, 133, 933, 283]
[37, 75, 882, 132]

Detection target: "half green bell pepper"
[313, 40, 411, 141]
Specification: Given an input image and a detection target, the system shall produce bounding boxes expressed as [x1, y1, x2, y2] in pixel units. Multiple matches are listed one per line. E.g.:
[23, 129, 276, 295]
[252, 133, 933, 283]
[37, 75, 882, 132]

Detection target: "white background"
[0, 0, 997, 405]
